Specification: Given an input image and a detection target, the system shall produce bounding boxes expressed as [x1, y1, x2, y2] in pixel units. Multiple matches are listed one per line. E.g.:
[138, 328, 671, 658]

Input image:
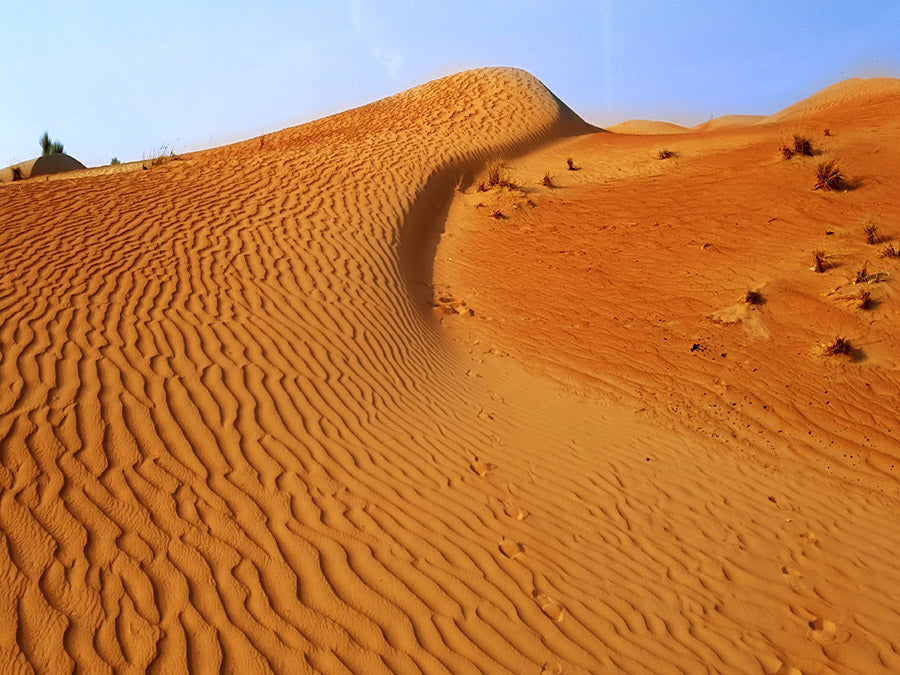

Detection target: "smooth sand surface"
[0, 153, 87, 183]
[1, 68, 899, 672]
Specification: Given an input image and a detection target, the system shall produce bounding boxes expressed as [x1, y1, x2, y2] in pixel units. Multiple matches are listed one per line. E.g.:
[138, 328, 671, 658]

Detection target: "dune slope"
[2, 68, 899, 674]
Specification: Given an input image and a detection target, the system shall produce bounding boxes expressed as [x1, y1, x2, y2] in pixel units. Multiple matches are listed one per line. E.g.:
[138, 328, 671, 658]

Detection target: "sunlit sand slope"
[435, 77, 900, 673]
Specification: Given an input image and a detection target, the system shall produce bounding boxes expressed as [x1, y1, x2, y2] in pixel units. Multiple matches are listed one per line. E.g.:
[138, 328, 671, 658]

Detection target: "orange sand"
[1, 67, 899, 673]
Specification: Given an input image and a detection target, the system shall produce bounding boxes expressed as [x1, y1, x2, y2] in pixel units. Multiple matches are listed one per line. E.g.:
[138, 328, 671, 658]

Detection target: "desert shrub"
[484, 162, 512, 189]
[778, 143, 794, 160]
[822, 337, 853, 357]
[744, 290, 763, 305]
[566, 158, 575, 171]
[863, 218, 881, 244]
[813, 250, 829, 273]
[11, 167, 23, 181]
[854, 263, 870, 284]
[879, 243, 900, 259]
[658, 149, 676, 160]
[824, 128, 833, 137]
[541, 172, 553, 187]
[792, 135, 814, 156]
[144, 144, 180, 169]
[813, 160, 844, 191]
[858, 290, 873, 310]
[110, 157, 120, 165]
[39, 131, 64, 156]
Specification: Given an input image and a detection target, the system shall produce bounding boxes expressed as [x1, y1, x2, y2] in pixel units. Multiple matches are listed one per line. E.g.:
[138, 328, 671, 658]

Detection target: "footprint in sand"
[498, 539, 524, 559]
[774, 659, 803, 675]
[502, 499, 529, 520]
[808, 616, 839, 643]
[533, 591, 565, 622]
[470, 457, 496, 477]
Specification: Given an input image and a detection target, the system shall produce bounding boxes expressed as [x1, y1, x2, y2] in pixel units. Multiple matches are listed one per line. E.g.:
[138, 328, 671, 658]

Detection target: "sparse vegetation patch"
[792, 135, 814, 156]
[822, 337, 853, 357]
[657, 149, 676, 160]
[879, 243, 900, 259]
[858, 290, 873, 310]
[813, 160, 844, 191]
[813, 250, 829, 273]
[39, 131, 64, 156]
[744, 290, 764, 305]
[863, 218, 881, 244]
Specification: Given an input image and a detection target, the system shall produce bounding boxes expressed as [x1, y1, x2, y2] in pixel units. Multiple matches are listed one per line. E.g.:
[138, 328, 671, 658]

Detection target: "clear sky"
[2, 1, 898, 168]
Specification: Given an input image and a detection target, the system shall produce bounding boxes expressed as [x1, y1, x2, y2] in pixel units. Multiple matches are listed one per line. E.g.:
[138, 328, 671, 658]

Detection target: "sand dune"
[2, 68, 900, 672]
[607, 120, 689, 135]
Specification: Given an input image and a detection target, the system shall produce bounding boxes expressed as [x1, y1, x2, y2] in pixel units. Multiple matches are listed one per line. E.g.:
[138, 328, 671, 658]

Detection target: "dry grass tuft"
[778, 143, 794, 160]
[744, 290, 764, 305]
[793, 135, 814, 156]
[485, 162, 514, 189]
[489, 209, 504, 220]
[566, 158, 575, 171]
[858, 290, 873, 310]
[879, 242, 900, 259]
[863, 218, 881, 244]
[813, 250, 829, 273]
[854, 263, 870, 284]
[657, 149, 676, 160]
[541, 172, 553, 187]
[824, 128, 833, 137]
[822, 336, 853, 357]
[813, 160, 844, 191]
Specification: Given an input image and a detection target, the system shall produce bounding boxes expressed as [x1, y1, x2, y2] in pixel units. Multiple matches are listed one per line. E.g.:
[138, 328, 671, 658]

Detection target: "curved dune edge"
[434, 78, 900, 673]
[0, 67, 639, 673]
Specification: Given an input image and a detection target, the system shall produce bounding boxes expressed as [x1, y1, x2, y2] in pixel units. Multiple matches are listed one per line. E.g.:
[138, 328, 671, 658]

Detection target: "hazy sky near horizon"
[2, 1, 898, 168]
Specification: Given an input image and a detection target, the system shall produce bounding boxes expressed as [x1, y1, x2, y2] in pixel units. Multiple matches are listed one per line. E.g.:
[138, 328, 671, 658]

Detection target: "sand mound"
[2, 68, 899, 673]
[692, 113, 766, 132]
[0, 153, 86, 182]
[608, 119, 689, 135]
[765, 77, 900, 122]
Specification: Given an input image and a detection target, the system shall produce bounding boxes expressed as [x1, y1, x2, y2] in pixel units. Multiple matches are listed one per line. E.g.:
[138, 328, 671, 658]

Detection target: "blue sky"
[2, 1, 898, 168]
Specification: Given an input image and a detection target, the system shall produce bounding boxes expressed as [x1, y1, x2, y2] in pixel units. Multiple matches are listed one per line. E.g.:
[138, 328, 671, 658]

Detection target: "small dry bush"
[744, 290, 764, 305]
[657, 149, 676, 160]
[824, 128, 833, 137]
[879, 243, 900, 259]
[489, 209, 504, 219]
[854, 263, 870, 284]
[813, 250, 829, 273]
[813, 160, 844, 191]
[863, 218, 881, 244]
[793, 135, 814, 156]
[779, 143, 794, 160]
[541, 172, 553, 187]
[566, 158, 575, 171]
[485, 162, 513, 189]
[11, 167, 23, 181]
[858, 290, 873, 310]
[822, 337, 853, 357]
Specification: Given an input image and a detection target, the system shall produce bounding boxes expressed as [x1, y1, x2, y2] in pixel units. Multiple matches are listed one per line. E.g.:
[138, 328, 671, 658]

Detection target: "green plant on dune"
[39, 131, 64, 156]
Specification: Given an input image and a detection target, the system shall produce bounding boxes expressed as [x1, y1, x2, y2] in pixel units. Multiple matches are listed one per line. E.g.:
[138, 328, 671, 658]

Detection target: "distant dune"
[0, 152, 86, 182]
[608, 119, 689, 135]
[1, 68, 899, 673]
